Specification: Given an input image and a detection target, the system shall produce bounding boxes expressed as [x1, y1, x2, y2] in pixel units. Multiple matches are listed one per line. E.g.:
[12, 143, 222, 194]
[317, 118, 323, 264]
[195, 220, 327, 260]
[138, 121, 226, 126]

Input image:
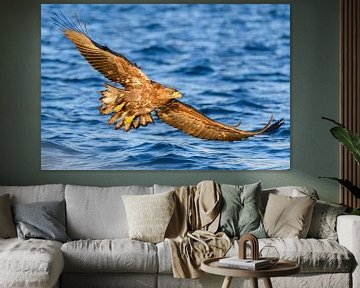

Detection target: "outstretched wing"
[53, 14, 150, 89]
[156, 100, 284, 141]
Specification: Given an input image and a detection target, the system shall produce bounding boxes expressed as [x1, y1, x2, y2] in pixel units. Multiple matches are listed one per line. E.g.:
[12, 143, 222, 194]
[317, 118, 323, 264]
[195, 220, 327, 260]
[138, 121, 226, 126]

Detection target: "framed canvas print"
[41, 4, 290, 170]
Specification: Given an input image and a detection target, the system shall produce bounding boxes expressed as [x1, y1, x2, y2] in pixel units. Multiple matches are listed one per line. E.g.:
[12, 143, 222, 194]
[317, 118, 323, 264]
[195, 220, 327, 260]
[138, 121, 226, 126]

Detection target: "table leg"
[263, 277, 273, 288]
[251, 278, 258, 288]
[221, 276, 233, 288]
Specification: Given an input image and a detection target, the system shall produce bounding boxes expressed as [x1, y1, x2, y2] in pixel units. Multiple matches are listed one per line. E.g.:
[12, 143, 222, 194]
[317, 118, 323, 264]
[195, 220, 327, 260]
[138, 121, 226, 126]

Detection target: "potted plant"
[320, 117, 360, 215]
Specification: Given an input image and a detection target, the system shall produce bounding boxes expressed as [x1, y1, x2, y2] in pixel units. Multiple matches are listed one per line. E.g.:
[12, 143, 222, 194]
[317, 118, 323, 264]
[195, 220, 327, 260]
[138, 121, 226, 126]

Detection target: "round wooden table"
[201, 257, 300, 288]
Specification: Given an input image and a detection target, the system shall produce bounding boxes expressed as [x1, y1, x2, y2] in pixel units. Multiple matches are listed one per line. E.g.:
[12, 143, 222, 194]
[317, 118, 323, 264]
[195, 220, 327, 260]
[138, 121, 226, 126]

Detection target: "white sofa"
[0, 184, 359, 288]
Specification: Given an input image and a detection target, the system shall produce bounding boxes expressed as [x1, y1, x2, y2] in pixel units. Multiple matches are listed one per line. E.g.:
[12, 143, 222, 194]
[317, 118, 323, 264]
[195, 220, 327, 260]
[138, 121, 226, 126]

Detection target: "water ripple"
[41, 4, 290, 170]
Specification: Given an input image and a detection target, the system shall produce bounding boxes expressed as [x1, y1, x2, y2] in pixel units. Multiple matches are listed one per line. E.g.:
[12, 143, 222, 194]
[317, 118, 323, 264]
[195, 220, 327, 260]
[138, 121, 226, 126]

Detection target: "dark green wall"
[0, 0, 340, 202]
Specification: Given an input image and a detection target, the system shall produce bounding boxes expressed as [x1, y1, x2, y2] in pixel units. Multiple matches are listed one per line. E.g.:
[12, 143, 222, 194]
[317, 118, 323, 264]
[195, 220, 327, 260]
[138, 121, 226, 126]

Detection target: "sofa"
[0, 183, 359, 288]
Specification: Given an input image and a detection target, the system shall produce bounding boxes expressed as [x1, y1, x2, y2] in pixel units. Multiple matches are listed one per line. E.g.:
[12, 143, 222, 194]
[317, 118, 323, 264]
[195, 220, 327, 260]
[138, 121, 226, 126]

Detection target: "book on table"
[218, 257, 271, 270]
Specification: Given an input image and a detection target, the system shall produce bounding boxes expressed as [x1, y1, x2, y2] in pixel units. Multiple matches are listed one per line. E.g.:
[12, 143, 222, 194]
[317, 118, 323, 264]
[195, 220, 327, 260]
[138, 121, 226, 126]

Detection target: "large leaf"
[319, 177, 360, 198]
[323, 117, 360, 165]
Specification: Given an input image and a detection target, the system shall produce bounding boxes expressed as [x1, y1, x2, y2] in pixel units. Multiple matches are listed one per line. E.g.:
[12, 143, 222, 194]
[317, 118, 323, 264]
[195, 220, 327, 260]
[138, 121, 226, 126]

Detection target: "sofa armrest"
[337, 215, 360, 288]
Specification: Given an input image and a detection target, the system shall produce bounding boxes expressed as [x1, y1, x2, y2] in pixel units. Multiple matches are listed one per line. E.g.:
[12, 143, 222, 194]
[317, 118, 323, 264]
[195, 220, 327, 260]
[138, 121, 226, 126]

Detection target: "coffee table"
[201, 257, 300, 288]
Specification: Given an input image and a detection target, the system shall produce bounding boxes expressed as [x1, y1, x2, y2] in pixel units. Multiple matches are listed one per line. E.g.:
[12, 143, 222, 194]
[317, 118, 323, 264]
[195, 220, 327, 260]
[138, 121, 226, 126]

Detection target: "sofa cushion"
[65, 185, 153, 239]
[0, 194, 16, 238]
[0, 184, 65, 204]
[12, 200, 70, 243]
[263, 194, 316, 238]
[0, 238, 64, 288]
[61, 239, 158, 273]
[218, 182, 266, 238]
[307, 200, 347, 240]
[261, 238, 354, 273]
[158, 237, 353, 274]
[122, 191, 175, 243]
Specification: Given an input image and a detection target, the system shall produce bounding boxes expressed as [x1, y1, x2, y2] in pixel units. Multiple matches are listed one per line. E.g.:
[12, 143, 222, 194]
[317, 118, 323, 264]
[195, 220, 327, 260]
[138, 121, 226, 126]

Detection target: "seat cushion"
[229, 238, 354, 273]
[0, 238, 64, 288]
[62, 239, 158, 273]
[157, 238, 354, 274]
[65, 185, 153, 239]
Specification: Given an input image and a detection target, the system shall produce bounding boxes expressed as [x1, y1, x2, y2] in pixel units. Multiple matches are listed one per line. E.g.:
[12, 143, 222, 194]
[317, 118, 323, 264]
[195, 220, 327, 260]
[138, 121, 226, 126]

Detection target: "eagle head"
[171, 91, 182, 99]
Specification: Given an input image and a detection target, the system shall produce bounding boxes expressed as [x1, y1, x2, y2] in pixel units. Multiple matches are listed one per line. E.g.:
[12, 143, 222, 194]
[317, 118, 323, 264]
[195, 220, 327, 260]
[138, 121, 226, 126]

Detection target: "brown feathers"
[156, 100, 283, 141]
[60, 20, 283, 141]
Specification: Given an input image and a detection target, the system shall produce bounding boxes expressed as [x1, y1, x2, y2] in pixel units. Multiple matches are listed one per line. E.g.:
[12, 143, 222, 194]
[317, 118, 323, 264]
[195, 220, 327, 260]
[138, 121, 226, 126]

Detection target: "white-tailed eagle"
[53, 14, 284, 142]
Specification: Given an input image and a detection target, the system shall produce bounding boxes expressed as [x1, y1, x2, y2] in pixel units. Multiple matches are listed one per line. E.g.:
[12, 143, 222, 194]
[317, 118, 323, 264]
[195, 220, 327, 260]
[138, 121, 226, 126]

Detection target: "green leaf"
[351, 208, 360, 215]
[322, 117, 360, 165]
[319, 177, 360, 198]
[330, 126, 360, 165]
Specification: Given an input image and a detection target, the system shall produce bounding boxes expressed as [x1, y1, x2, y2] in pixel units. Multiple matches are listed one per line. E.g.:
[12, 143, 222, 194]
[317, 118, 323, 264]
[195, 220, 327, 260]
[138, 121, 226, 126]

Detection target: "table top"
[201, 257, 300, 278]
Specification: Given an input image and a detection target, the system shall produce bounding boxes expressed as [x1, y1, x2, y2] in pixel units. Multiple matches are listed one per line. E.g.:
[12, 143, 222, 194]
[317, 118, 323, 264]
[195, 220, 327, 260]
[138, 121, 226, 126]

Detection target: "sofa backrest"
[153, 184, 176, 194]
[0, 183, 320, 241]
[261, 186, 319, 212]
[65, 184, 154, 240]
[0, 184, 65, 204]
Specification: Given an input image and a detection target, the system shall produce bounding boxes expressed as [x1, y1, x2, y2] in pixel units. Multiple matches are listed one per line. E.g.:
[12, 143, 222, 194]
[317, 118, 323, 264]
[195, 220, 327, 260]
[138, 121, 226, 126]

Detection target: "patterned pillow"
[218, 182, 266, 238]
[122, 191, 175, 243]
[307, 200, 347, 240]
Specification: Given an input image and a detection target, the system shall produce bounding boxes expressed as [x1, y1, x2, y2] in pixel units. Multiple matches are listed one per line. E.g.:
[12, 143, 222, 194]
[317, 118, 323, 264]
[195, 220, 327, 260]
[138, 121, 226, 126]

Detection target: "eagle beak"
[172, 91, 182, 99]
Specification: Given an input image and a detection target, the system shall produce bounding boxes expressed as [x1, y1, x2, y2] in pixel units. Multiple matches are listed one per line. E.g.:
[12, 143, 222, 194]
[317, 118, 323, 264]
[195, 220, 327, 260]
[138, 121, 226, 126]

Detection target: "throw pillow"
[307, 200, 347, 240]
[122, 191, 175, 243]
[12, 200, 70, 243]
[263, 193, 316, 238]
[218, 182, 266, 238]
[0, 194, 16, 238]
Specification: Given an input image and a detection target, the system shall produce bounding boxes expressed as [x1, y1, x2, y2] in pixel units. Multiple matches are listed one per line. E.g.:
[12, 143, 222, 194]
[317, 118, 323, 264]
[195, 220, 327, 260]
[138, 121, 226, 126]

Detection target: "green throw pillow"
[218, 182, 266, 238]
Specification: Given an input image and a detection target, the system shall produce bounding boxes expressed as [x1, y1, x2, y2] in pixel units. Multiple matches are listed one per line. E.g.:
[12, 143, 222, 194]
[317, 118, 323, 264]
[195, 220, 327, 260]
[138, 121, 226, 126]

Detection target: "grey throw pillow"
[12, 200, 70, 243]
[218, 182, 266, 238]
[0, 194, 16, 238]
[307, 200, 347, 240]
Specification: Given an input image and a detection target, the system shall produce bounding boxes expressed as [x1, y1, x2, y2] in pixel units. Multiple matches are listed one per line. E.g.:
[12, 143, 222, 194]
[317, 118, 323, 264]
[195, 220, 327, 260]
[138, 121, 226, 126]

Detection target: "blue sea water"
[41, 4, 290, 170]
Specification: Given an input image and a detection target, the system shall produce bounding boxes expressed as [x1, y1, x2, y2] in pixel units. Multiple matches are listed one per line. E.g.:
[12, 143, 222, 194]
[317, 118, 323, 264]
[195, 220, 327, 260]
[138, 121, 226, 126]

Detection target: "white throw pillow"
[122, 191, 175, 243]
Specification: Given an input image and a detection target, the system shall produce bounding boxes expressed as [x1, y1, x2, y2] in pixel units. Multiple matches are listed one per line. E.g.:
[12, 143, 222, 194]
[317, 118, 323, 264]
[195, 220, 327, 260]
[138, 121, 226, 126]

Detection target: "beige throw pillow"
[0, 194, 16, 238]
[122, 191, 175, 243]
[263, 193, 316, 238]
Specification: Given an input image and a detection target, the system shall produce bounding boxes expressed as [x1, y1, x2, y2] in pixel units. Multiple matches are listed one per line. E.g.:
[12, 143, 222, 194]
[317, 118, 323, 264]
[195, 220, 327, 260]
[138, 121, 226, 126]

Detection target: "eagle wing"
[53, 15, 149, 89]
[156, 100, 284, 141]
